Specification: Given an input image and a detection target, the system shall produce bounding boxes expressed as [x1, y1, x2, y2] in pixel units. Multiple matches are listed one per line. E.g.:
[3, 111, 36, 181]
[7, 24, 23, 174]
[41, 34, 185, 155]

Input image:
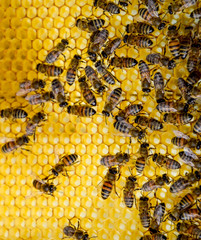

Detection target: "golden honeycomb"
[0, 0, 201, 239]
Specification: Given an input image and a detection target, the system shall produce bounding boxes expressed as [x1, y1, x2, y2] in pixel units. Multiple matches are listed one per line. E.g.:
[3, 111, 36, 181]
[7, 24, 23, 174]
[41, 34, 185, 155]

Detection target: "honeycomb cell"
[38, 6, 48, 18]
[43, 17, 54, 29]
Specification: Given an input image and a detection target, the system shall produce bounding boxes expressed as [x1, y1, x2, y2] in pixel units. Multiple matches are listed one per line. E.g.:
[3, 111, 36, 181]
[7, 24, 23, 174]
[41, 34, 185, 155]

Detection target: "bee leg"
[21, 148, 30, 152]
[61, 53, 66, 61]
[114, 182, 120, 198]
[62, 169, 69, 178]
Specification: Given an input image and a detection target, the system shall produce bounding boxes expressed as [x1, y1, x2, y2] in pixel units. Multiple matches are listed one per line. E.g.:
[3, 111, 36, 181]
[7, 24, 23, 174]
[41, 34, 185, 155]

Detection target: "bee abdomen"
[101, 181, 113, 199]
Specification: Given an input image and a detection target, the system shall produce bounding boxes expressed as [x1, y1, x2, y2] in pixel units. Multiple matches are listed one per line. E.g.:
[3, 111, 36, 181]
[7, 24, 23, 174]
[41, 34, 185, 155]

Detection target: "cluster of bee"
[1, 0, 201, 239]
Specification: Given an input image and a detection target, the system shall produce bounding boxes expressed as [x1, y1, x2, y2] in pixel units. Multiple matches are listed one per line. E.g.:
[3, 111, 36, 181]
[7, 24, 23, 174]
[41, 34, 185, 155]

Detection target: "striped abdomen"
[136, 157, 146, 173]
[101, 180, 113, 199]
[168, 38, 180, 59]
[62, 154, 78, 166]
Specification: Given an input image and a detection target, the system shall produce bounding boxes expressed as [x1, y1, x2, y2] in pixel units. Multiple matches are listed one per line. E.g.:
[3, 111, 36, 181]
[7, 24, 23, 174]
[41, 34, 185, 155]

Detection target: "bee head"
[61, 39, 69, 45]
[168, 5, 173, 14]
[158, 22, 166, 30]
[50, 91, 55, 99]
[168, 25, 177, 31]
[101, 50, 107, 58]
[195, 171, 201, 180]
[38, 112, 46, 120]
[152, 153, 158, 162]
[123, 35, 128, 43]
[128, 176, 137, 182]
[49, 184, 56, 193]
[83, 234, 89, 240]
[88, 51, 97, 62]
[52, 169, 59, 177]
[176, 223, 181, 231]
[39, 80, 46, 88]
[94, 0, 98, 6]
[163, 113, 168, 122]
[59, 102, 68, 107]
[74, 54, 81, 60]
[98, 86, 105, 94]
[197, 141, 201, 150]
[95, 60, 101, 68]
[138, 130, 145, 140]
[78, 76, 86, 82]
[36, 63, 42, 71]
[140, 196, 148, 201]
[168, 59, 176, 69]
[102, 111, 110, 117]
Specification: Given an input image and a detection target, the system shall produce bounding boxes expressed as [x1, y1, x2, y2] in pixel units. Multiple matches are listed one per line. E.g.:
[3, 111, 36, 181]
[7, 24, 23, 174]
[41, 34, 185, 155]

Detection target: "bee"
[136, 157, 146, 174]
[110, 56, 138, 68]
[26, 112, 46, 137]
[180, 208, 201, 221]
[43, 154, 79, 181]
[141, 0, 159, 17]
[186, 70, 201, 85]
[126, 22, 154, 34]
[190, 7, 201, 19]
[180, 26, 192, 59]
[138, 60, 151, 93]
[154, 72, 165, 103]
[170, 171, 201, 193]
[16, 79, 46, 97]
[33, 178, 56, 196]
[94, 0, 121, 14]
[194, 115, 201, 134]
[149, 203, 166, 234]
[172, 130, 201, 150]
[179, 148, 199, 168]
[100, 152, 130, 167]
[101, 38, 122, 58]
[51, 79, 68, 107]
[167, 25, 180, 59]
[156, 101, 187, 113]
[187, 42, 201, 72]
[2, 134, 30, 153]
[63, 220, 95, 240]
[123, 175, 137, 208]
[146, 53, 176, 70]
[140, 234, 167, 240]
[95, 61, 116, 85]
[0, 107, 28, 120]
[177, 222, 201, 239]
[176, 234, 195, 240]
[66, 54, 82, 86]
[67, 105, 96, 117]
[123, 34, 153, 48]
[45, 39, 69, 63]
[152, 153, 181, 169]
[115, 104, 143, 121]
[164, 112, 193, 125]
[139, 196, 151, 228]
[168, 0, 198, 14]
[102, 88, 122, 117]
[141, 174, 170, 192]
[85, 66, 106, 94]
[138, 8, 166, 30]
[118, 0, 131, 7]
[101, 166, 120, 199]
[36, 63, 63, 76]
[135, 116, 163, 130]
[177, 78, 192, 101]
[25, 91, 55, 105]
[114, 119, 146, 140]
[78, 76, 96, 106]
[76, 17, 105, 32]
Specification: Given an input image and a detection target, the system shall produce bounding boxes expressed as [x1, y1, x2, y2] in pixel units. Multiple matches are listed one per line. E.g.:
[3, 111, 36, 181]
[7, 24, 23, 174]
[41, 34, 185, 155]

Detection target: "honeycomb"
[0, 0, 201, 239]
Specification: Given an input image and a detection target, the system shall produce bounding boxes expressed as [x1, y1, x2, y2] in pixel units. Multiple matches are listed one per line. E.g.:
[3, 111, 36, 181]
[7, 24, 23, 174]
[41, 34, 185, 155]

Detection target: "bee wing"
[25, 93, 41, 101]
[147, 0, 159, 17]
[173, 130, 190, 140]
[16, 89, 33, 96]
[183, 147, 198, 160]
[19, 80, 31, 88]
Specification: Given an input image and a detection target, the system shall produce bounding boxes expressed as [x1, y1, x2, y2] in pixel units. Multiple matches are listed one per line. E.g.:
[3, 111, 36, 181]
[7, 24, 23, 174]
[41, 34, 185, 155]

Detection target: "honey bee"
[101, 166, 120, 199]
[25, 91, 55, 105]
[95, 61, 116, 85]
[126, 22, 154, 34]
[152, 153, 181, 169]
[78, 76, 96, 106]
[123, 34, 153, 48]
[180, 208, 201, 221]
[45, 39, 69, 63]
[123, 174, 137, 208]
[16, 79, 46, 97]
[63, 220, 95, 240]
[138, 60, 151, 93]
[172, 130, 201, 150]
[177, 222, 201, 239]
[186, 70, 201, 85]
[156, 101, 187, 113]
[170, 171, 201, 193]
[190, 7, 201, 19]
[141, 174, 170, 192]
[100, 152, 130, 167]
[0, 107, 28, 120]
[36, 63, 63, 76]
[76, 17, 105, 32]
[179, 148, 199, 168]
[2, 134, 30, 153]
[51, 79, 68, 107]
[146, 53, 176, 70]
[101, 38, 122, 58]
[26, 112, 46, 137]
[149, 203, 166, 234]
[85, 66, 106, 94]
[94, 0, 121, 14]
[180, 26, 192, 59]
[67, 105, 96, 117]
[168, 0, 198, 14]
[164, 112, 193, 125]
[43, 154, 79, 181]
[140, 234, 167, 240]
[110, 56, 138, 68]
[33, 178, 56, 196]
[135, 143, 150, 174]
[177, 78, 192, 102]
[102, 87, 122, 117]
[138, 8, 166, 30]
[194, 115, 201, 134]
[139, 196, 151, 228]
[141, 0, 159, 17]
[114, 119, 146, 140]
[135, 116, 163, 130]
[167, 25, 181, 59]
[154, 72, 165, 103]
[115, 104, 143, 121]
[187, 42, 201, 72]
[66, 54, 82, 86]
